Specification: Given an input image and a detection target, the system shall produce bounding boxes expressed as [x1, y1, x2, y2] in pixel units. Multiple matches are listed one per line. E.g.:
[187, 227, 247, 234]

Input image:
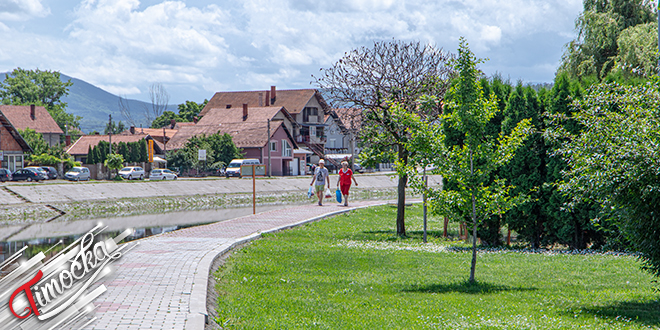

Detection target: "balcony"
[296, 134, 326, 144]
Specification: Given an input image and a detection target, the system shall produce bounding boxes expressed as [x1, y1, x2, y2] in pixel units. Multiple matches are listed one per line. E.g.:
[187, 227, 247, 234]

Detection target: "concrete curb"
[186, 202, 389, 329]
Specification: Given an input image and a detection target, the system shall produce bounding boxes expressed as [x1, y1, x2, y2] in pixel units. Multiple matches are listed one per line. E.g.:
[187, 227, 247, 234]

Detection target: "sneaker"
[318, 201, 322, 206]
[344, 200, 348, 206]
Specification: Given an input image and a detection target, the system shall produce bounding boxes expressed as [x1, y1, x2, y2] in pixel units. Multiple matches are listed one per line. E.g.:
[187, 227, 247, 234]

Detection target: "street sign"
[240, 164, 266, 177]
[198, 149, 207, 161]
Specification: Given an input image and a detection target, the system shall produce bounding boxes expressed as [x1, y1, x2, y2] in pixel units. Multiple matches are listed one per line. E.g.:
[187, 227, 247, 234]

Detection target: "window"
[282, 140, 292, 157]
[310, 126, 316, 138]
[270, 141, 277, 152]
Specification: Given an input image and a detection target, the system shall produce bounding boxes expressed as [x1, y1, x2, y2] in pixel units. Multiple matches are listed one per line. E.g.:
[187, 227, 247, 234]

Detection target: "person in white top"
[310, 159, 330, 206]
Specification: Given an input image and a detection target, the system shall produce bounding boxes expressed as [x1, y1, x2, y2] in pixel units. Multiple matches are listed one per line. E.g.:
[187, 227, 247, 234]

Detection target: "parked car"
[225, 159, 260, 178]
[40, 166, 58, 179]
[65, 167, 91, 181]
[149, 169, 177, 180]
[353, 163, 365, 173]
[25, 167, 49, 180]
[12, 168, 44, 182]
[118, 166, 145, 180]
[0, 169, 12, 182]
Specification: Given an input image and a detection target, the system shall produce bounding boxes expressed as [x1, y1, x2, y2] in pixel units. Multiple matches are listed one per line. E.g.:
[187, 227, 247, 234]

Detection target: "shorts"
[314, 185, 325, 193]
[340, 183, 351, 195]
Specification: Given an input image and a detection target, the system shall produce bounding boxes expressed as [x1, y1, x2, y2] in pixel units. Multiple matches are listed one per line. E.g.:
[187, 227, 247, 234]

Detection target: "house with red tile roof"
[199, 86, 332, 164]
[0, 105, 64, 146]
[0, 112, 32, 172]
[169, 104, 302, 175]
[66, 133, 163, 164]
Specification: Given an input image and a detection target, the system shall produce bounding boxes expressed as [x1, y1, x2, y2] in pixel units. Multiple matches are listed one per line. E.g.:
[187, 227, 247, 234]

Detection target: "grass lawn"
[213, 204, 660, 329]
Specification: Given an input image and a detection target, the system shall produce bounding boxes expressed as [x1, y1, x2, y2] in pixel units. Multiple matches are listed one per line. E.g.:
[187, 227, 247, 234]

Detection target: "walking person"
[337, 160, 358, 206]
[310, 159, 330, 206]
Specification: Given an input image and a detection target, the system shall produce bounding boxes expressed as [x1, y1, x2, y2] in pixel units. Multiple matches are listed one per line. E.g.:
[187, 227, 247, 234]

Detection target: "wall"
[0, 125, 24, 152]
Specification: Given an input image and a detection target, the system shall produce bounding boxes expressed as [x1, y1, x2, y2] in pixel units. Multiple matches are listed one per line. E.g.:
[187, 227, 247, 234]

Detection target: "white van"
[225, 159, 260, 178]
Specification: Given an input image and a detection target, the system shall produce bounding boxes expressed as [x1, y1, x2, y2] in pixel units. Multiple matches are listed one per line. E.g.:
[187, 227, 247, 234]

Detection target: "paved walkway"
[86, 200, 389, 330]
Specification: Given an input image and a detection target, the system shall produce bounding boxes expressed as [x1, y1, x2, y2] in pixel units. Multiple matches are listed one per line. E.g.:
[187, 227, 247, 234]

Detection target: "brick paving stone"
[83, 200, 387, 329]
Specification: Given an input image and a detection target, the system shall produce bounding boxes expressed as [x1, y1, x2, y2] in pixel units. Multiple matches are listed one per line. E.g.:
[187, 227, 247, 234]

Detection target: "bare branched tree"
[142, 83, 170, 124]
[119, 95, 138, 127]
[314, 40, 454, 236]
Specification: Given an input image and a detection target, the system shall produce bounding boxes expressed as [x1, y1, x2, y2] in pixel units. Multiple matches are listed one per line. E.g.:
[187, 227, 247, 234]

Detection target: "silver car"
[149, 169, 177, 180]
[118, 166, 145, 180]
[65, 167, 91, 181]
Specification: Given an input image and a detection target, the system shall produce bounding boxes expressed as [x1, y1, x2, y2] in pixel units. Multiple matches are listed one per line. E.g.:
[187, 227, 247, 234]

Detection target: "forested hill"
[0, 72, 176, 133]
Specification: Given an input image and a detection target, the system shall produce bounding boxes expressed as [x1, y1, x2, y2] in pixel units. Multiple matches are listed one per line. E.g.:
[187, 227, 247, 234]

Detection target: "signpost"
[241, 164, 267, 214]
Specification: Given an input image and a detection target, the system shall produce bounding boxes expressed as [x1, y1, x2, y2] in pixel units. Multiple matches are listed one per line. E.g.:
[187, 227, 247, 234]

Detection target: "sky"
[0, 0, 583, 104]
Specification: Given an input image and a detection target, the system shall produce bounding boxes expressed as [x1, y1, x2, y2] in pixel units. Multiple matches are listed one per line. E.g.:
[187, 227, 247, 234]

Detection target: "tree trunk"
[396, 145, 408, 236]
[469, 149, 478, 283]
[397, 173, 407, 236]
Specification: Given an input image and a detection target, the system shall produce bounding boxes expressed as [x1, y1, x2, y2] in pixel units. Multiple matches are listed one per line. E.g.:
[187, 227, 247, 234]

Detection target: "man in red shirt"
[337, 160, 358, 206]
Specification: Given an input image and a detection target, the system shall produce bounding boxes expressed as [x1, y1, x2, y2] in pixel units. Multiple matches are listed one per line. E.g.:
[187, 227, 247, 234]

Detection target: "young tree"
[399, 38, 532, 282]
[0, 68, 81, 130]
[556, 79, 660, 277]
[314, 40, 454, 236]
[104, 153, 125, 179]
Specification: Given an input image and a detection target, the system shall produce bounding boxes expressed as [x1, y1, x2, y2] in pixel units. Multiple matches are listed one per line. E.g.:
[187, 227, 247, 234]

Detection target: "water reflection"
[0, 204, 293, 272]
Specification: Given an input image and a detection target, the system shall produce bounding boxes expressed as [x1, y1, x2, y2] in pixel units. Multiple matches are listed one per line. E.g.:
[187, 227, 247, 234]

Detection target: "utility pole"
[267, 119, 272, 177]
[108, 114, 113, 155]
[163, 126, 167, 160]
[423, 167, 428, 243]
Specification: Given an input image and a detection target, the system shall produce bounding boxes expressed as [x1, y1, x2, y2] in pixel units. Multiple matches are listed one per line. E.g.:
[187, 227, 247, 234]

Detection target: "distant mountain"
[0, 73, 177, 133]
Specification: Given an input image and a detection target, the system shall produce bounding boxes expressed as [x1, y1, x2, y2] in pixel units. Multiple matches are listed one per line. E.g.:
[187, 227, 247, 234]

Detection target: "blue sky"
[0, 0, 583, 104]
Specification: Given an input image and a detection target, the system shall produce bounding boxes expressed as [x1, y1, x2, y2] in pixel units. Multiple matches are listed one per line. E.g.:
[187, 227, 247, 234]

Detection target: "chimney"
[130, 126, 135, 134]
[193, 116, 198, 124]
[258, 93, 263, 107]
[242, 103, 248, 121]
[65, 135, 71, 146]
[30, 104, 36, 120]
[170, 119, 176, 129]
[270, 86, 276, 104]
[265, 91, 270, 106]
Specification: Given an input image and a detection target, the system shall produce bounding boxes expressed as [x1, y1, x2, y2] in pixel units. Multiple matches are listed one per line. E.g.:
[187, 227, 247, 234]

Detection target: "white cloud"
[0, 0, 49, 21]
[0, 0, 585, 103]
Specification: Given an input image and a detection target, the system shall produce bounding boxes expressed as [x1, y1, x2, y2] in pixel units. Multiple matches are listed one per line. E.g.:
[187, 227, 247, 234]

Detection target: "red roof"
[199, 88, 328, 116]
[168, 121, 287, 150]
[66, 134, 163, 155]
[0, 105, 63, 134]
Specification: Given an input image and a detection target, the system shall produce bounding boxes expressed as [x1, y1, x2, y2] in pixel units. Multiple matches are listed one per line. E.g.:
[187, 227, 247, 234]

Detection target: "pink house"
[168, 104, 302, 176]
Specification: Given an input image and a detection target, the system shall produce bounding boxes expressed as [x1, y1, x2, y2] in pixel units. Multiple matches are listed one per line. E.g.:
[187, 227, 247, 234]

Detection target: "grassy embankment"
[214, 204, 659, 329]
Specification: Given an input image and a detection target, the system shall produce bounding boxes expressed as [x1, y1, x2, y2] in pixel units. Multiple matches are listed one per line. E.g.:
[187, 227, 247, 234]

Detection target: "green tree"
[150, 99, 208, 128]
[556, 78, 660, 277]
[86, 145, 95, 164]
[104, 120, 126, 135]
[169, 133, 241, 172]
[0, 68, 81, 130]
[559, 0, 656, 80]
[18, 128, 48, 155]
[104, 153, 125, 178]
[500, 85, 551, 248]
[117, 142, 129, 162]
[315, 40, 454, 236]
[612, 22, 658, 78]
[399, 38, 532, 282]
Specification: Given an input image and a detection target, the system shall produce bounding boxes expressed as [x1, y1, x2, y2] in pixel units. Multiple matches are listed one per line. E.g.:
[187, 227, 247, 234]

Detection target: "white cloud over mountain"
[0, 0, 582, 103]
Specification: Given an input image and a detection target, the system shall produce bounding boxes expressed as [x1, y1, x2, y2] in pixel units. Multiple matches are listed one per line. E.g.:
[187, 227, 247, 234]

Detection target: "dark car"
[12, 168, 43, 182]
[40, 166, 58, 179]
[0, 169, 11, 182]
